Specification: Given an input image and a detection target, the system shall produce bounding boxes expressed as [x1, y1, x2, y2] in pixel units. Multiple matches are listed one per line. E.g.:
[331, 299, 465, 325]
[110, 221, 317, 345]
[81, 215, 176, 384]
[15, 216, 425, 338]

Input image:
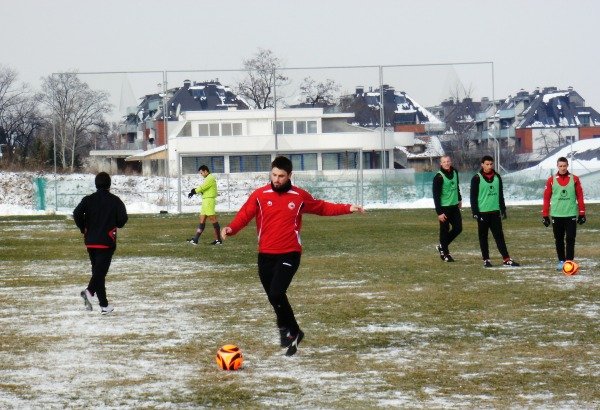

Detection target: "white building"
[122, 107, 413, 176]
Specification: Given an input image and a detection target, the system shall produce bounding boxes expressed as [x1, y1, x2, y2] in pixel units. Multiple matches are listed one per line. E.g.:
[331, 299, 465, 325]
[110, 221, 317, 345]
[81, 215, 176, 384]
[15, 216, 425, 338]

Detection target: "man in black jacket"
[74, 172, 128, 314]
[470, 156, 519, 268]
[432, 155, 462, 262]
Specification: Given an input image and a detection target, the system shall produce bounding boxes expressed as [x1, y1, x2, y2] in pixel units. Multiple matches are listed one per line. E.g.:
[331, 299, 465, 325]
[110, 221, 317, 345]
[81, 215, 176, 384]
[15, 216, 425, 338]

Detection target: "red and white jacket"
[227, 183, 352, 254]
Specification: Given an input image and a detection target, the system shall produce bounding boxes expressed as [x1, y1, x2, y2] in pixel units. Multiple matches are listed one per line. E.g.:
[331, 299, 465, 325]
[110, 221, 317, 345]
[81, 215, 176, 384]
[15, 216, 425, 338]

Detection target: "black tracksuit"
[470, 170, 510, 261]
[74, 189, 128, 307]
[432, 167, 463, 254]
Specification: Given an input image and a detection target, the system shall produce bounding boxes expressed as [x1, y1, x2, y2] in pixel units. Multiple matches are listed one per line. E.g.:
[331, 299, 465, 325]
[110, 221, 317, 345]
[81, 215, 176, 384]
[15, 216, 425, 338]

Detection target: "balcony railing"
[467, 128, 515, 140]
[498, 108, 515, 119]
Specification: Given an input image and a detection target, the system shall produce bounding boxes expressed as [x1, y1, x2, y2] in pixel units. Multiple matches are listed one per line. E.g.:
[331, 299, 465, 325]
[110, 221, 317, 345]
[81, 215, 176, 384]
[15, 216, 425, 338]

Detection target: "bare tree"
[299, 77, 340, 106]
[39, 72, 111, 170]
[536, 129, 571, 157]
[448, 81, 475, 104]
[4, 94, 45, 165]
[0, 65, 30, 162]
[235, 48, 288, 109]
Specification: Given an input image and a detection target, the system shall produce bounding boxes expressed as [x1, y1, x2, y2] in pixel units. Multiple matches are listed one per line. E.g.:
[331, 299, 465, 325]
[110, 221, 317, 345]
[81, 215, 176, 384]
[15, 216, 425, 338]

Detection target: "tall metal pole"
[273, 68, 278, 153]
[491, 62, 500, 172]
[163, 71, 170, 212]
[379, 66, 387, 203]
[52, 111, 58, 211]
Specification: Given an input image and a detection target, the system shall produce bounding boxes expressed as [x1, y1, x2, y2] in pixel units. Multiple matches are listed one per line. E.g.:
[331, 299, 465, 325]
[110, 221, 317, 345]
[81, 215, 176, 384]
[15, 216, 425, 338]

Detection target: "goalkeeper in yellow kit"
[187, 165, 223, 245]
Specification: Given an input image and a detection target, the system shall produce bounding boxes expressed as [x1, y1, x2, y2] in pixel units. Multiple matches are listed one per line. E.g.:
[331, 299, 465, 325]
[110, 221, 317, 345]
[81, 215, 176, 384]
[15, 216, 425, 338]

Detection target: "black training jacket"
[73, 189, 128, 249]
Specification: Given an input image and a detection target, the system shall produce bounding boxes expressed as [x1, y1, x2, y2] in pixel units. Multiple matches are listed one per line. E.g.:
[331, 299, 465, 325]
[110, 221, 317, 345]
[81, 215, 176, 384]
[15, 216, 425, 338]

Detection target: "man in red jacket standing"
[542, 156, 586, 271]
[221, 156, 365, 356]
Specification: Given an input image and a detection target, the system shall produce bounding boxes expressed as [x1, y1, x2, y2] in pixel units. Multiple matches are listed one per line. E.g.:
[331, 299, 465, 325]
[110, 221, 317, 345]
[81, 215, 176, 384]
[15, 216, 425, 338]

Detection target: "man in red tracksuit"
[221, 156, 365, 356]
[542, 156, 586, 271]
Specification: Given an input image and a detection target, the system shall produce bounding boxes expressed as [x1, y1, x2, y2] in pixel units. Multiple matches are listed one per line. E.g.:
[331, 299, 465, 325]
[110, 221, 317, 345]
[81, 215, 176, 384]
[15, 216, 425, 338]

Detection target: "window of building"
[322, 152, 359, 170]
[296, 120, 317, 134]
[229, 155, 272, 173]
[363, 151, 387, 169]
[274, 120, 294, 134]
[199, 122, 242, 136]
[280, 153, 318, 170]
[322, 151, 387, 170]
[579, 115, 590, 126]
[181, 156, 225, 174]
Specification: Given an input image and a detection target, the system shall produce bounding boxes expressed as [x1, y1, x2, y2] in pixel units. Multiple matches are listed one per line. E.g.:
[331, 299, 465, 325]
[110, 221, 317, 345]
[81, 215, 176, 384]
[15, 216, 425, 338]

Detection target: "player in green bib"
[187, 165, 223, 245]
[432, 155, 463, 262]
[470, 155, 520, 267]
[541, 157, 586, 271]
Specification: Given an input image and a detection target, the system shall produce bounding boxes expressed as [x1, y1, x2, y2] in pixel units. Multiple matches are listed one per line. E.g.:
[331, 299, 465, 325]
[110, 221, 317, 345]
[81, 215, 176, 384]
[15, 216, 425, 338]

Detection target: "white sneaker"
[100, 305, 114, 315]
[80, 289, 94, 311]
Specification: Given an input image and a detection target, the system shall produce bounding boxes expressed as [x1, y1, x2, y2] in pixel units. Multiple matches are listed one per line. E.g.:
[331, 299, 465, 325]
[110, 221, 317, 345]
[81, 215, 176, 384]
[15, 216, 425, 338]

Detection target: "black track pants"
[258, 252, 301, 333]
[87, 248, 114, 307]
[552, 216, 577, 261]
[477, 211, 509, 260]
[439, 206, 463, 254]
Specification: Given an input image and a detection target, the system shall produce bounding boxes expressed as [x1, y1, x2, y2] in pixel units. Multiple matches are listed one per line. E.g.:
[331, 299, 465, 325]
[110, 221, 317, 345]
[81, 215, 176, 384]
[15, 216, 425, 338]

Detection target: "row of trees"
[0, 49, 342, 171]
[0, 66, 113, 171]
[2, 49, 544, 172]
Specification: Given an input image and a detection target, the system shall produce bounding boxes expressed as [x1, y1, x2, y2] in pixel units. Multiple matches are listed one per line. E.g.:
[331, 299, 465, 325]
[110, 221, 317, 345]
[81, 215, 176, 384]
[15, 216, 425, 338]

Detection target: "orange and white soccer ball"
[216, 344, 243, 370]
[562, 260, 579, 276]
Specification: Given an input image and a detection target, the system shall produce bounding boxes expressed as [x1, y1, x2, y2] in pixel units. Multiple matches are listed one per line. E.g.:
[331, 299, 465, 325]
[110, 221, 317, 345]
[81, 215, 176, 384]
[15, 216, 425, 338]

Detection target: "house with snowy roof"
[91, 79, 426, 176]
[343, 86, 444, 134]
[91, 80, 251, 174]
[514, 86, 600, 161]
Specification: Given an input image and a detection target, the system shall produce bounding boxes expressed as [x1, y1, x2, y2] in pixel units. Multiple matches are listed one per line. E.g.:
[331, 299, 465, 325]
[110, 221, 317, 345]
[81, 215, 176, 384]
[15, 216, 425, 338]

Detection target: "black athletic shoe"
[210, 240, 222, 245]
[436, 244, 445, 260]
[279, 327, 291, 347]
[503, 258, 520, 267]
[285, 330, 304, 356]
[483, 259, 493, 268]
[187, 238, 198, 245]
[442, 254, 455, 262]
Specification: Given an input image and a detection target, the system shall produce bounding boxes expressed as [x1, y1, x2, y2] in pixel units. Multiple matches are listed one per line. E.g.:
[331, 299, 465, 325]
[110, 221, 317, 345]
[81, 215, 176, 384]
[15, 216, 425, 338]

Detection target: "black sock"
[213, 222, 221, 241]
[194, 223, 205, 241]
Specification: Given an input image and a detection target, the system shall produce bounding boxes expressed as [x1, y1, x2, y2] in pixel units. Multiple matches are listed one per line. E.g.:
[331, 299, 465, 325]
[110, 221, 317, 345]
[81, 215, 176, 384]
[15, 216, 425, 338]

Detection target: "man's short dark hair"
[557, 156, 569, 165]
[481, 155, 494, 163]
[271, 156, 293, 173]
[198, 165, 210, 173]
[95, 172, 111, 190]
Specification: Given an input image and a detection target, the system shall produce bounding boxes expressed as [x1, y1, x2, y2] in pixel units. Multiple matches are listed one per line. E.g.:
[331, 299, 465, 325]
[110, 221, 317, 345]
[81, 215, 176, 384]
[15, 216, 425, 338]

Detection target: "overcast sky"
[3, 0, 599, 113]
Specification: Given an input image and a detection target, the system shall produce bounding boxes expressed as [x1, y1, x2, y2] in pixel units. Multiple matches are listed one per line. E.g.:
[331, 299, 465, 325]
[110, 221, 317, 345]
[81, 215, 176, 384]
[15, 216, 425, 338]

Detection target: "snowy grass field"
[1, 206, 599, 408]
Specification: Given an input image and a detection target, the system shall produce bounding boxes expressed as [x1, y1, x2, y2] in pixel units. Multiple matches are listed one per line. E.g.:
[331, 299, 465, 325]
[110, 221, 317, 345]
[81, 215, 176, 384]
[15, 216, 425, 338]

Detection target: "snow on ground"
[3, 138, 600, 217]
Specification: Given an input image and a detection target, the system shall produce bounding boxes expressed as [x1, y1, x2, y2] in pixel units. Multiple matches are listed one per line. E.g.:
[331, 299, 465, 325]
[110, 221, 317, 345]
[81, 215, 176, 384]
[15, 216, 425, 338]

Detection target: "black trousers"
[87, 248, 114, 307]
[477, 211, 509, 260]
[439, 206, 463, 254]
[552, 216, 577, 261]
[258, 252, 302, 334]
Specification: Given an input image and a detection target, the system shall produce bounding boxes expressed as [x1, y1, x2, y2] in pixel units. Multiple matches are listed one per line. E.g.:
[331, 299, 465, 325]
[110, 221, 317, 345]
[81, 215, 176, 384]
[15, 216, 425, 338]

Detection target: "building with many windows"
[124, 106, 411, 176]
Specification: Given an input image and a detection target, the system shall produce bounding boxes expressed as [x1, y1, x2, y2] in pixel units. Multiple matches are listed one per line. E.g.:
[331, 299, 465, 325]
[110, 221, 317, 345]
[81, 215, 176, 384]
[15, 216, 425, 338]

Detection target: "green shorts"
[201, 197, 217, 216]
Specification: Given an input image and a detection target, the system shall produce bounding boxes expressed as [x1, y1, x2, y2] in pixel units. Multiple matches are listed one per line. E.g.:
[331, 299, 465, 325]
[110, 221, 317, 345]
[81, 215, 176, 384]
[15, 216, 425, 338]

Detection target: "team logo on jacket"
[288, 202, 296, 210]
[267, 200, 273, 206]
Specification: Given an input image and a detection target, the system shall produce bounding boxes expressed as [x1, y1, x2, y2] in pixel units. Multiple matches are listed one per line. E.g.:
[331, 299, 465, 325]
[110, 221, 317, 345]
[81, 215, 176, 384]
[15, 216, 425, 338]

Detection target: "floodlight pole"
[273, 68, 279, 153]
[52, 111, 58, 211]
[379, 65, 387, 204]
[163, 71, 170, 213]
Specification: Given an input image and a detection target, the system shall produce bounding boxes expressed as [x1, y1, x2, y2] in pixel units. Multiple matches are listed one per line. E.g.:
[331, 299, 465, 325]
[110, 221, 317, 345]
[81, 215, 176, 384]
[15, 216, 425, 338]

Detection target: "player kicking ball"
[221, 156, 365, 356]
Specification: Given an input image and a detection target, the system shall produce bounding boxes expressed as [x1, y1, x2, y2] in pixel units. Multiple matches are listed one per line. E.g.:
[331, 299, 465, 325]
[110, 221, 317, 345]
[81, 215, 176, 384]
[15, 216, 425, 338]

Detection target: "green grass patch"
[0, 205, 598, 407]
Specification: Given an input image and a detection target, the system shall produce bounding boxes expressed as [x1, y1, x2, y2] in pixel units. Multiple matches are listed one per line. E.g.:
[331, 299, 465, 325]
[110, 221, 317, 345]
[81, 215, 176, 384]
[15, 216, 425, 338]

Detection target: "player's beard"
[271, 179, 292, 193]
